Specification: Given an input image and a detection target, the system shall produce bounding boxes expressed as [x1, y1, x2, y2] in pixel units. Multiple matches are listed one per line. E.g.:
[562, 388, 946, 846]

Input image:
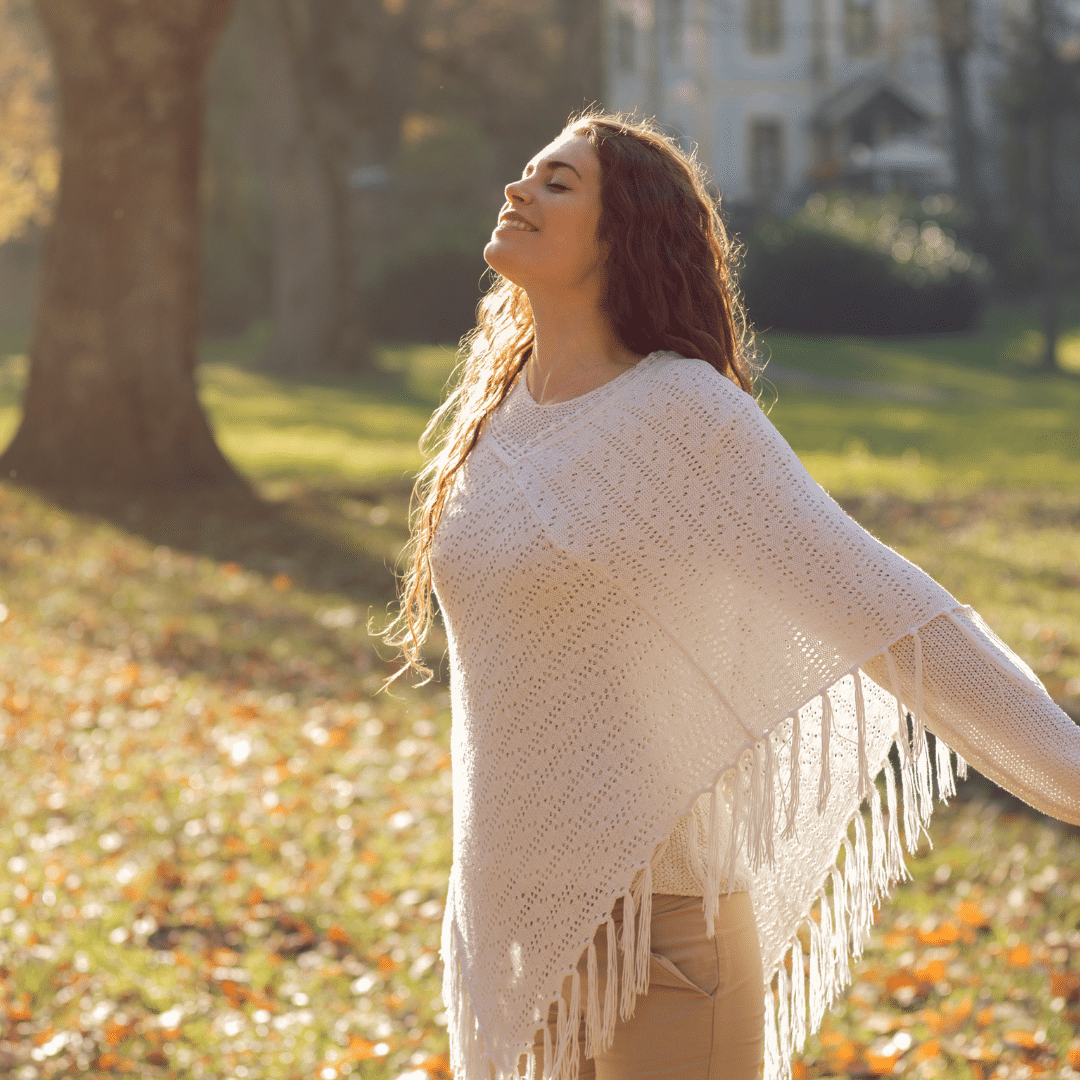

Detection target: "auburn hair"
[384, 110, 757, 682]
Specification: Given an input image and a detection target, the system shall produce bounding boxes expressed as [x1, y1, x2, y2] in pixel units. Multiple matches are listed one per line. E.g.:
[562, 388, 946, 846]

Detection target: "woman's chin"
[483, 239, 526, 285]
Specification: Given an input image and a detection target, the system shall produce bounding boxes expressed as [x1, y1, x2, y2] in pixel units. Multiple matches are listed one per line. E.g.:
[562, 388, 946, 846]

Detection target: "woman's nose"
[504, 178, 531, 203]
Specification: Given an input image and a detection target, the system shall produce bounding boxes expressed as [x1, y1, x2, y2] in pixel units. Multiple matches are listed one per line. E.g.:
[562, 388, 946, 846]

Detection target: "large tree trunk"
[929, 0, 991, 244]
[249, 0, 352, 375]
[1032, 0, 1059, 372]
[0, 0, 239, 489]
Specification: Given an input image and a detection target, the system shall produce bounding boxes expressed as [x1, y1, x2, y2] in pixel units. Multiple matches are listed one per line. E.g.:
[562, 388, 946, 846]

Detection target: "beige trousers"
[532, 892, 765, 1080]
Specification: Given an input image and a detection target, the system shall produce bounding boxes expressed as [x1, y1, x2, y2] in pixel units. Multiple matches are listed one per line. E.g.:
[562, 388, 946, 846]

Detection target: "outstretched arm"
[863, 608, 1080, 826]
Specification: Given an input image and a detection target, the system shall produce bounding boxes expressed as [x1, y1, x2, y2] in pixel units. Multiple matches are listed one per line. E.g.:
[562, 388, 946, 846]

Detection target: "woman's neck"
[525, 289, 643, 405]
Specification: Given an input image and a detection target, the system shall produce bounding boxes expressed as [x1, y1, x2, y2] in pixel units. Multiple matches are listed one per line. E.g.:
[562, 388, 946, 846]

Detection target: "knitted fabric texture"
[430, 353, 1080, 1080]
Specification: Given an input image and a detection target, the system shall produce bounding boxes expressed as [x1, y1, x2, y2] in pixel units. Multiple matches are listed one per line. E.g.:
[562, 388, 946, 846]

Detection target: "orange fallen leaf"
[103, 1019, 133, 1045]
[865, 1051, 899, 1075]
[914, 1039, 941, 1062]
[327, 924, 351, 946]
[421, 1055, 453, 1079]
[344, 1034, 378, 1061]
[271, 573, 291, 591]
[1003, 1030, 1039, 1050]
[1007, 944, 1032, 967]
[1051, 971, 1080, 1001]
[970, 1063, 985, 1080]
[360, 849, 379, 865]
[368, 888, 393, 906]
[914, 959, 946, 984]
[917, 922, 959, 946]
[975, 1006, 994, 1027]
[957, 900, 990, 928]
[32, 1025, 55, 1047]
[221, 562, 240, 576]
[247, 887, 264, 906]
[1067, 1047, 1080, 1067]
[885, 971, 918, 994]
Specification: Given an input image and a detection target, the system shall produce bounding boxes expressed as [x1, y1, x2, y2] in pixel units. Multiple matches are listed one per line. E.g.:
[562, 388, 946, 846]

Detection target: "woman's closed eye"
[547, 182, 568, 191]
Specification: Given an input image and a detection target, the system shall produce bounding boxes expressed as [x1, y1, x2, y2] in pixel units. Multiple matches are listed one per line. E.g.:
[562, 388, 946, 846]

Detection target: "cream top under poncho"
[430, 352, 1080, 1080]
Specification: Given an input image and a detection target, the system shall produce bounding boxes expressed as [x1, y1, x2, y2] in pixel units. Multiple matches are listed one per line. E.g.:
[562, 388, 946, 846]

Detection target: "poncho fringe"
[443, 609, 975, 1080]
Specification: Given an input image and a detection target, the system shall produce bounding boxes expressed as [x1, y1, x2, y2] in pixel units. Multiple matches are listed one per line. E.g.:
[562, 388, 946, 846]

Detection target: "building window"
[749, 120, 784, 211]
[747, 0, 783, 54]
[665, 0, 686, 62]
[844, 0, 876, 56]
[616, 11, 636, 72]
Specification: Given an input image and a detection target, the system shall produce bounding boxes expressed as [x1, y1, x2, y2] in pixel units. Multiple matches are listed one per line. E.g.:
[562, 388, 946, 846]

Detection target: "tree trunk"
[929, 0, 991, 244]
[0, 0, 239, 489]
[1033, 0, 1059, 372]
[249, 0, 378, 375]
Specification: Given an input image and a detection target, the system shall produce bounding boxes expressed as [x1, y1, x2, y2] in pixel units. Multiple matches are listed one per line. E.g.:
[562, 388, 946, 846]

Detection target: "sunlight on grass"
[0, 304, 1078, 1079]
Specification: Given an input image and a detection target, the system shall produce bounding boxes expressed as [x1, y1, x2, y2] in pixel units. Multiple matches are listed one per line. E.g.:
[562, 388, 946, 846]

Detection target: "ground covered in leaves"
[0, 316, 1078, 1079]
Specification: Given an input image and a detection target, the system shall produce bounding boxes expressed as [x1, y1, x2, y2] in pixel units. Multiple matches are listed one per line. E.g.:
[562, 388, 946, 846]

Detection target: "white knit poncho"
[429, 352, 1080, 1080]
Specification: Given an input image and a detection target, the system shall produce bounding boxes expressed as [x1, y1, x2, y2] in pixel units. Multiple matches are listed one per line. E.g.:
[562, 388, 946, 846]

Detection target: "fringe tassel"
[899, 729, 920, 855]
[817, 692, 832, 814]
[883, 648, 910, 763]
[602, 918, 617, 1047]
[618, 891, 635, 1022]
[583, 942, 601, 1060]
[703, 782, 722, 937]
[818, 884, 835, 1002]
[724, 765, 745, 898]
[955, 752, 968, 780]
[912, 635, 934, 827]
[747, 744, 766, 871]
[541, 1014, 553, 1080]
[763, 982, 782, 1080]
[883, 757, 906, 884]
[830, 867, 850, 990]
[935, 736, 956, 802]
[632, 866, 652, 997]
[783, 711, 801, 840]
[791, 936, 807, 1053]
[867, 768, 889, 900]
[808, 914, 825, 1032]
[777, 963, 790, 1064]
[852, 671, 873, 800]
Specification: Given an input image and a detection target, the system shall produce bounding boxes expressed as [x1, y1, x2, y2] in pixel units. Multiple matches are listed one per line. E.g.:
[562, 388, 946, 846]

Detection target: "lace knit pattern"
[431, 355, 1080, 1080]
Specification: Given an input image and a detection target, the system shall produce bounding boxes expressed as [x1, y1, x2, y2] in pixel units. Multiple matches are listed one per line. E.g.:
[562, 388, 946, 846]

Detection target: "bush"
[365, 249, 491, 345]
[739, 193, 990, 336]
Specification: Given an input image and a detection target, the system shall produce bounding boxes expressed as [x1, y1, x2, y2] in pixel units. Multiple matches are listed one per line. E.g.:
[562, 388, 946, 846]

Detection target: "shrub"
[739, 193, 990, 336]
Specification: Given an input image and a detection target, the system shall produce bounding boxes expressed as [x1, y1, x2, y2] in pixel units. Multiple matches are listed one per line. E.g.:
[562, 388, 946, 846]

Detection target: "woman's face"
[483, 131, 605, 294]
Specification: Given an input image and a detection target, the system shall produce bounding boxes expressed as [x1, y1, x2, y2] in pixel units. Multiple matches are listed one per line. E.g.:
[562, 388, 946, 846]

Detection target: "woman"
[386, 113, 1080, 1080]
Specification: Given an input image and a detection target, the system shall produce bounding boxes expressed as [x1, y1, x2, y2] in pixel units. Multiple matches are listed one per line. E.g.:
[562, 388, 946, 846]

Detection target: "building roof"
[809, 71, 937, 129]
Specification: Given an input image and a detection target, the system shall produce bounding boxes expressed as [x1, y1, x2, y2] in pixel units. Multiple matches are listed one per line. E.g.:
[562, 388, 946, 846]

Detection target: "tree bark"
[929, 0, 991, 243]
[1, 0, 240, 488]
[249, 0, 352, 374]
[1033, 0, 1059, 371]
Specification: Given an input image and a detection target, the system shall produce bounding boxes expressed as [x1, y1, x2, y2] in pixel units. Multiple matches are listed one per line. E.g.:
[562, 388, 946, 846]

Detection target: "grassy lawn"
[0, 299, 1078, 1080]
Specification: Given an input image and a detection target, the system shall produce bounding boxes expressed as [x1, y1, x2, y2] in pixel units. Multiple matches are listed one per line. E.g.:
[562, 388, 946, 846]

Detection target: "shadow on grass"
[30, 480, 411, 600]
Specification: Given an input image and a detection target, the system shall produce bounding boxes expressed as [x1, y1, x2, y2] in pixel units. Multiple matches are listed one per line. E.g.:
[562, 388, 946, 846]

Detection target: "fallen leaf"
[913, 1039, 941, 1062]
[1006, 943, 1032, 967]
[1003, 1030, 1038, 1049]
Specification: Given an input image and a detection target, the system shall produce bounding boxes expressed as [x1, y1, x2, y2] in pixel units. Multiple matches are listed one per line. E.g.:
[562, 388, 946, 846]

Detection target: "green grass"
[0, 300, 1078, 1079]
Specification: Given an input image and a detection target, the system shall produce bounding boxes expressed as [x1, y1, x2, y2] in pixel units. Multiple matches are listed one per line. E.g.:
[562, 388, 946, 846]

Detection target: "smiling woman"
[383, 112, 1080, 1080]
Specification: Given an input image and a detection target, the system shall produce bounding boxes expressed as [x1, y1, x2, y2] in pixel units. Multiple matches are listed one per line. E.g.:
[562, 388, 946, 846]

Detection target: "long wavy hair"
[384, 111, 757, 682]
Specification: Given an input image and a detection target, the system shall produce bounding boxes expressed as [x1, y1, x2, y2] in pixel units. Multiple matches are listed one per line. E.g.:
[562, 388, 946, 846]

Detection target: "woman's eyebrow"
[522, 159, 582, 180]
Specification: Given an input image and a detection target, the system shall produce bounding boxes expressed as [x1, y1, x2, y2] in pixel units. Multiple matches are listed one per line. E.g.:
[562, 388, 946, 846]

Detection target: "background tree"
[927, 0, 993, 248]
[995, 0, 1080, 371]
[0, 0, 239, 488]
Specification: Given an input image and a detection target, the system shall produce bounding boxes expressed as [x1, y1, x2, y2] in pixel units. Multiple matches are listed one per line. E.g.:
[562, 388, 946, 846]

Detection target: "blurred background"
[0, 2, 1079, 1079]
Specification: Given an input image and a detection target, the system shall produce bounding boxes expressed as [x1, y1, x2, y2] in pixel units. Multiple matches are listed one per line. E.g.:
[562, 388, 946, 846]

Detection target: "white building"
[604, 0, 1005, 213]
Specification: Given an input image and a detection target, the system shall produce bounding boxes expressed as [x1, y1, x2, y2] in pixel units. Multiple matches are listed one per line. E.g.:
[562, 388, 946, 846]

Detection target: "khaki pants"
[532, 893, 764, 1080]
